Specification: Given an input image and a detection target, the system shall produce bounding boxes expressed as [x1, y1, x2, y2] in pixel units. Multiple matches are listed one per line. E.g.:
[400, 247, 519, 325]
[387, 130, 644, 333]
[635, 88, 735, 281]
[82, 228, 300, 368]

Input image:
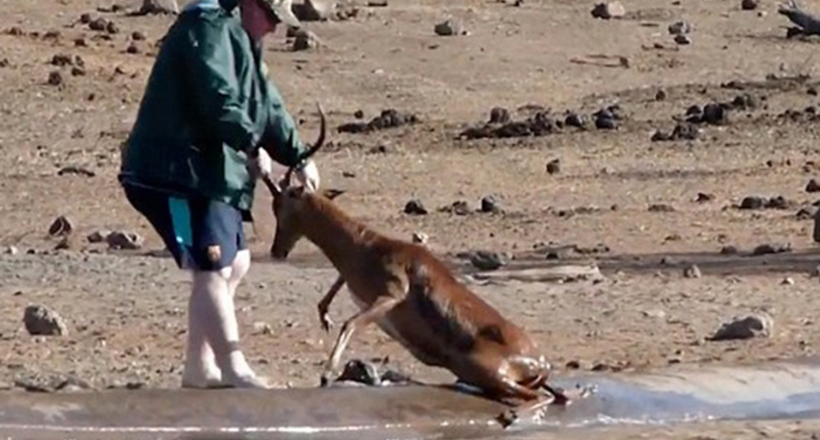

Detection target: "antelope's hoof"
[320, 373, 334, 388]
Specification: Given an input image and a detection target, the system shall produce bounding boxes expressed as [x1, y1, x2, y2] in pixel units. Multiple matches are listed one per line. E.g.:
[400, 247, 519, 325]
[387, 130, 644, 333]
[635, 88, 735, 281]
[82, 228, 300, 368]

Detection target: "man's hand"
[247, 147, 273, 180]
[295, 159, 320, 192]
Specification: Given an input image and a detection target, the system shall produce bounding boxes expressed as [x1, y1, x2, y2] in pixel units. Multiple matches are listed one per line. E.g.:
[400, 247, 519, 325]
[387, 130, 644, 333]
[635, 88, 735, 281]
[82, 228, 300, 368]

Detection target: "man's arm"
[183, 18, 258, 153]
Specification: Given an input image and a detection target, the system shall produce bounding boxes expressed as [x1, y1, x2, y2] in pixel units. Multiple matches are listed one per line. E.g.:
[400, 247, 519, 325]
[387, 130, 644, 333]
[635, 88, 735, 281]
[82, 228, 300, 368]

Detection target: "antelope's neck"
[300, 198, 364, 273]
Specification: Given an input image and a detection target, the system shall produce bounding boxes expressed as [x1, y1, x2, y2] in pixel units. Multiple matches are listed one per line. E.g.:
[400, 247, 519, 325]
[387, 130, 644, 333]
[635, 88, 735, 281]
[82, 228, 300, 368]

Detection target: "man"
[118, 0, 320, 389]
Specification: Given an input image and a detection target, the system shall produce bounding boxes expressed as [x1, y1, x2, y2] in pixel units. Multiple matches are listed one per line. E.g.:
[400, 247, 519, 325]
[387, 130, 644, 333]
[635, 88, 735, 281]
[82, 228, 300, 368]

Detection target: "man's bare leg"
[184, 250, 266, 389]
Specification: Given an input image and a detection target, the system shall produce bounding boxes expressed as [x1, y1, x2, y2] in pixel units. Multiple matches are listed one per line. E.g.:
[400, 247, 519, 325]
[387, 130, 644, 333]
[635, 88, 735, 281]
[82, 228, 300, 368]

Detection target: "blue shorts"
[122, 183, 247, 271]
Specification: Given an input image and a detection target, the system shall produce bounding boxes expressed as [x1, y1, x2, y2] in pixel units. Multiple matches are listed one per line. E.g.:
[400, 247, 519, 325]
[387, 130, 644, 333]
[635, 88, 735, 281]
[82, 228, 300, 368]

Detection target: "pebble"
[752, 243, 791, 256]
[739, 196, 765, 210]
[48, 215, 73, 237]
[23, 305, 69, 336]
[546, 158, 561, 174]
[797, 205, 818, 220]
[674, 34, 692, 45]
[696, 192, 714, 202]
[591, 1, 626, 19]
[741, 0, 758, 10]
[564, 112, 587, 128]
[412, 232, 428, 244]
[404, 199, 428, 215]
[702, 103, 728, 125]
[655, 89, 667, 101]
[469, 251, 505, 271]
[480, 195, 501, 213]
[707, 313, 773, 341]
[489, 107, 510, 124]
[668, 21, 690, 35]
[807, 179, 820, 193]
[132, 31, 147, 41]
[434, 19, 464, 36]
[5, 245, 18, 255]
[106, 230, 144, 250]
[126, 43, 140, 54]
[292, 29, 319, 51]
[782, 277, 795, 285]
[683, 264, 702, 278]
[720, 245, 739, 254]
[47, 71, 63, 86]
[648, 203, 675, 212]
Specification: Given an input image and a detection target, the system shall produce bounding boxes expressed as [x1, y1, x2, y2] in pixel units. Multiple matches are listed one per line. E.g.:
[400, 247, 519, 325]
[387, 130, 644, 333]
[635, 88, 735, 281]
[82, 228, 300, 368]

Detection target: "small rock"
[648, 203, 675, 212]
[367, 0, 388, 6]
[591, 1, 626, 19]
[595, 115, 617, 130]
[74, 37, 87, 47]
[480, 195, 501, 213]
[434, 19, 464, 36]
[86, 230, 110, 243]
[88, 17, 109, 31]
[126, 43, 140, 54]
[70, 67, 85, 77]
[674, 34, 691, 45]
[642, 309, 667, 319]
[565, 360, 582, 370]
[253, 322, 273, 335]
[489, 107, 510, 124]
[696, 192, 714, 203]
[79, 13, 93, 24]
[683, 264, 701, 278]
[720, 245, 739, 255]
[106, 21, 119, 34]
[404, 199, 428, 215]
[797, 205, 818, 220]
[655, 89, 667, 101]
[782, 277, 795, 285]
[5, 245, 19, 255]
[707, 313, 773, 341]
[546, 159, 561, 174]
[469, 251, 505, 271]
[668, 21, 690, 35]
[765, 195, 790, 210]
[564, 112, 587, 128]
[447, 201, 471, 216]
[48, 215, 73, 237]
[47, 71, 63, 86]
[702, 103, 728, 125]
[806, 179, 820, 193]
[739, 196, 765, 210]
[412, 232, 428, 244]
[50, 53, 73, 67]
[651, 130, 671, 142]
[354, 110, 364, 119]
[741, 0, 758, 10]
[58, 165, 94, 177]
[23, 305, 69, 336]
[292, 29, 319, 51]
[752, 243, 791, 256]
[106, 231, 144, 250]
[132, 31, 147, 41]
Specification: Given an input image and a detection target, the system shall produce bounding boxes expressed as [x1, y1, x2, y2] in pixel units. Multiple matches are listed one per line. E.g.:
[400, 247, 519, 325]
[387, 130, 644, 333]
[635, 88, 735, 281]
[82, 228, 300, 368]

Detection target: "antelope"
[261, 104, 583, 426]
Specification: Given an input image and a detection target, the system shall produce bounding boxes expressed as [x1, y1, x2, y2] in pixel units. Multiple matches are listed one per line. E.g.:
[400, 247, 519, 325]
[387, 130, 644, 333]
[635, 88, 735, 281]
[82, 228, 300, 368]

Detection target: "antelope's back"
[398, 243, 539, 358]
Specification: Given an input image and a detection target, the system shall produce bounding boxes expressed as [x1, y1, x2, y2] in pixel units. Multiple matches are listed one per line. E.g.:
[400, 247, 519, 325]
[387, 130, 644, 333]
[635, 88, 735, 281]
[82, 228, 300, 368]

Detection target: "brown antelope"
[261, 104, 582, 426]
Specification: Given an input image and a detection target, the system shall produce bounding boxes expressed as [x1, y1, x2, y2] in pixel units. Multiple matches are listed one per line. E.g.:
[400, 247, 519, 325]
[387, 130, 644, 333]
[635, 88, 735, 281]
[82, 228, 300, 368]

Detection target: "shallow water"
[3, 358, 820, 440]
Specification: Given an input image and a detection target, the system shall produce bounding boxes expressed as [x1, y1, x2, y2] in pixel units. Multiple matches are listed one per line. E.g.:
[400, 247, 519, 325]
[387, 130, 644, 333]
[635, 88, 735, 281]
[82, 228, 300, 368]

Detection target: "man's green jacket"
[119, 0, 305, 213]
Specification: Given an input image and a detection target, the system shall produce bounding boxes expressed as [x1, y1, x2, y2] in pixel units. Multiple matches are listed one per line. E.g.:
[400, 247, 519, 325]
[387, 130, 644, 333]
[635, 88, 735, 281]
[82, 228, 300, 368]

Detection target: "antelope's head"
[263, 103, 342, 259]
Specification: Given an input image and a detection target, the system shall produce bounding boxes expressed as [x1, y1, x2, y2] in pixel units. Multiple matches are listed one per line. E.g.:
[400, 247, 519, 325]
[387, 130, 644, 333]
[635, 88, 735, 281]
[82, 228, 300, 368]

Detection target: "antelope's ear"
[323, 189, 346, 200]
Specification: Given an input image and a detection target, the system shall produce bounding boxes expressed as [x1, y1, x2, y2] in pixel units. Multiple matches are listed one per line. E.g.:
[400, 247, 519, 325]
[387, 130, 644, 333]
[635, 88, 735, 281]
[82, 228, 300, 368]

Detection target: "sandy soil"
[3, 0, 820, 437]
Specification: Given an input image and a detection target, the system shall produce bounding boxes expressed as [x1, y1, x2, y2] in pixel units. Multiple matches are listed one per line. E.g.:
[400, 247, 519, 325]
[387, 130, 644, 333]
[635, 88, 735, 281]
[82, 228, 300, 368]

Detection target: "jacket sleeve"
[260, 78, 307, 168]
[183, 18, 258, 153]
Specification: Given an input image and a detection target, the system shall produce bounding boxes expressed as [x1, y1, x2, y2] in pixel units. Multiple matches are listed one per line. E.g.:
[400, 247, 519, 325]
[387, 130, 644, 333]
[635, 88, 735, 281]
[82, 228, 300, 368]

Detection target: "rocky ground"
[4, 0, 820, 437]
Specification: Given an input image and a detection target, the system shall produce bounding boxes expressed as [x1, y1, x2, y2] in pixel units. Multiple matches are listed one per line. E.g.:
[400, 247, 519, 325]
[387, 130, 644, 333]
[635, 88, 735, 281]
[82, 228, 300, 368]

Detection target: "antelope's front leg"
[317, 275, 345, 333]
[320, 296, 400, 387]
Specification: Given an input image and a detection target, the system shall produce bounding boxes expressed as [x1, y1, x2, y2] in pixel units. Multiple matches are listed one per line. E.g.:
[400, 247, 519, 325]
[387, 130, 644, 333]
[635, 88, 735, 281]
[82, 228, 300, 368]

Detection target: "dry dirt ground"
[4, 0, 820, 438]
